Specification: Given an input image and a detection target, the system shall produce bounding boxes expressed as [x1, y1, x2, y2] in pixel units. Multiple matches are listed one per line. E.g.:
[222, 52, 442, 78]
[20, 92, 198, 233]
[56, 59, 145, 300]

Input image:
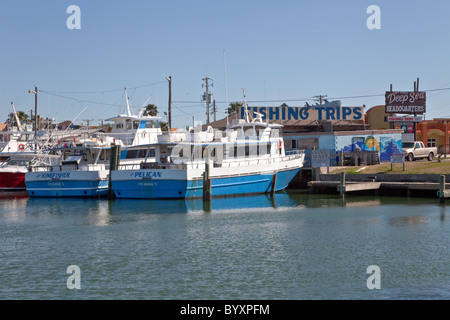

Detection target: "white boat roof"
[105, 114, 161, 122]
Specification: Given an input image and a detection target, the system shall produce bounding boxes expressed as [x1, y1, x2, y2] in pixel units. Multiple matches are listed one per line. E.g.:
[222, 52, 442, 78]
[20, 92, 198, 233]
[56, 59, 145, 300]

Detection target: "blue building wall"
[285, 130, 403, 166]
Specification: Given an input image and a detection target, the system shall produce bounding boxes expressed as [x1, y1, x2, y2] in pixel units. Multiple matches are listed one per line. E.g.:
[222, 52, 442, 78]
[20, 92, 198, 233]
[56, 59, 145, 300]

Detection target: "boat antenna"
[11, 102, 23, 131]
[242, 87, 250, 122]
[224, 50, 229, 124]
[124, 88, 133, 117]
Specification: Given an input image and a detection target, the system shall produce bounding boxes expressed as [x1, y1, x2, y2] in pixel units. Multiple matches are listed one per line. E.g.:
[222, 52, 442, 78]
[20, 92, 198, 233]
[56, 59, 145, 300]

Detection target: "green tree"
[8, 110, 29, 123]
[227, 102, 242, 115]
[143, 104, 158, 117]
[159, 121, 169, 132]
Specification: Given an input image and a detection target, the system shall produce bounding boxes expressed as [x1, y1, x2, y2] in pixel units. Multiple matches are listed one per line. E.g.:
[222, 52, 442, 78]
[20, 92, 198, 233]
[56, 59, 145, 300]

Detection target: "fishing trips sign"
[385, 91, 426, 114]
[240, 106, 364, 122]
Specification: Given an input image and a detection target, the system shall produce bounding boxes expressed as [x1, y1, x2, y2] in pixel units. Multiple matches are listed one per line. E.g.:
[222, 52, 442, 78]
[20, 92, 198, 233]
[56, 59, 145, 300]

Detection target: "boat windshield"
[5, 159, 30, 167]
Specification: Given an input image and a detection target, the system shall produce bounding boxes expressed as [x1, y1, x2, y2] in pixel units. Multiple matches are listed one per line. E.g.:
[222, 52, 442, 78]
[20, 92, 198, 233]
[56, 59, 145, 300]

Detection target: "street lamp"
[28, 86, 38, 152]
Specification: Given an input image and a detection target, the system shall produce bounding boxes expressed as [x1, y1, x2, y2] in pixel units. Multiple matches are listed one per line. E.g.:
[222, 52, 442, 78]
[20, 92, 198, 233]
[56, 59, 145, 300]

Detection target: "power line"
[39, 90, 124, 107]
[40, 81, 167, 94]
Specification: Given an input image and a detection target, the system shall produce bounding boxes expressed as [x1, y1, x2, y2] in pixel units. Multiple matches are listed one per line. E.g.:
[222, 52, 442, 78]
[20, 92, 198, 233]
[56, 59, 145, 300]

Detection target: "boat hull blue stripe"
[26, 180, 109, 197]
[113, 168, 300, 199]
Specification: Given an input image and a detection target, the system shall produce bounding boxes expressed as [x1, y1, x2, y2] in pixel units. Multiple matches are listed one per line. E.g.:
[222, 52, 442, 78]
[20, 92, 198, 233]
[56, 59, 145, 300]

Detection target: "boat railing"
[115, 150, 305, 171]
[28, 163, 108, 173]
[284, 149, 305, 160]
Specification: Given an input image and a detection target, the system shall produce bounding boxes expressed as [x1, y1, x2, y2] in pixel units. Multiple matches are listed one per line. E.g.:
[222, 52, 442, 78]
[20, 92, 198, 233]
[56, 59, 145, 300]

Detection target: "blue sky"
[1, 0, 450, 128]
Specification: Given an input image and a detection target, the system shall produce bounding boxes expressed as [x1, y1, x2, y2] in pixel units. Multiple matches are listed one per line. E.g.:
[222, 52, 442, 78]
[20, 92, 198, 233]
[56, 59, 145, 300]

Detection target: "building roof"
[202, 113, 239, 130]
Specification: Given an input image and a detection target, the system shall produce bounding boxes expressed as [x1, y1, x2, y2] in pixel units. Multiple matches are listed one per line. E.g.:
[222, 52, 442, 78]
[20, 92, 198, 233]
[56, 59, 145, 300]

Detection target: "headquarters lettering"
[385, 91, 426, 114]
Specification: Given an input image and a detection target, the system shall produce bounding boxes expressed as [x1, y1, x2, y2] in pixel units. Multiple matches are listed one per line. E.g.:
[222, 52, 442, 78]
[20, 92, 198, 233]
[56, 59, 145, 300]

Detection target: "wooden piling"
[271, 173, 278, 196]
[439, 175, 446, 203]
[108, 145, 121, 200]
[203, 157, 211, 202]
[339, 172, 346, 198]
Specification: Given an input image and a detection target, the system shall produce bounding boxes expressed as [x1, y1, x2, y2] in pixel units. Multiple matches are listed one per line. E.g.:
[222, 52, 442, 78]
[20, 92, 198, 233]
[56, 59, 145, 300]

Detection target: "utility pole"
[28, 86, 38, 152]
[213, 100, 217, 122]
[413, 77, 419, 142]
[314, 95, 327, 105]
[83, 119, 94, 129]
[166, 76, 172, 131]
[202, 77, 213, 124]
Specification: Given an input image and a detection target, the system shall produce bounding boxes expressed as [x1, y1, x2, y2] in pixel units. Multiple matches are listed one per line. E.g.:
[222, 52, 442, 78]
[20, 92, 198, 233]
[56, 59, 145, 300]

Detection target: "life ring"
[18, 144, 25, 151]
[278, 140, 282, 150]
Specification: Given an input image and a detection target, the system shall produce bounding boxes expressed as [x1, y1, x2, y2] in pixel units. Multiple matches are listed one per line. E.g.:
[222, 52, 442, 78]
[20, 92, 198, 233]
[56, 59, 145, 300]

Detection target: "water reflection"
[0, 191, 29, 222]
[109, 191, 302, 215]
[86, 200, 112, 226]
[24, 197, 114, 226]
[0, 189, 446, 226]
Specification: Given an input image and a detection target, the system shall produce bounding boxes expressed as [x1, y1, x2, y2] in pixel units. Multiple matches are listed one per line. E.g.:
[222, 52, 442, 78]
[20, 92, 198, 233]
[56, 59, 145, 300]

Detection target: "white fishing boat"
[0, 103, 89, 190]
[0, 152, 60, 190]
[25, 91, 163, 197]
[110, 103, 305, 199]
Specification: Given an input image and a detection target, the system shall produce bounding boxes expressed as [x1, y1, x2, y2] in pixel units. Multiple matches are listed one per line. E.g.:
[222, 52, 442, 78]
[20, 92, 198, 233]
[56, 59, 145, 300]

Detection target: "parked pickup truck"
[402, 141, 437, 161]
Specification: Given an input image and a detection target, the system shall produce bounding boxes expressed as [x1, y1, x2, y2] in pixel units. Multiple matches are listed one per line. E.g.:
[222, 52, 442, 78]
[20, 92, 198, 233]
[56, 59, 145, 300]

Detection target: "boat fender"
[278, 140, 282, 150]
[19, 144, 25, 151]
[142, 131, 146, 139]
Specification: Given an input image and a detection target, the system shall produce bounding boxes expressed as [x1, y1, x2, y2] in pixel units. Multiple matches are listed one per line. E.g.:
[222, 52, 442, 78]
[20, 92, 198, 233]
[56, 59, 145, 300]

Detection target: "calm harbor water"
[0, 189, 449, 300]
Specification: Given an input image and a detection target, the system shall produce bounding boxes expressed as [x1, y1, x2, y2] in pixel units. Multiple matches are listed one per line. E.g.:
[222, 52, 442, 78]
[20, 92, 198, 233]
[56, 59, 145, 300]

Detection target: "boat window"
[6, 159, 30, 167]
[254, 125, 266, 137]
[68, 150, 83, 157]
[137, 149, 146, 158]
[116, 123, 123, 129]
[99, 150, 106, 161]
[244, 127, 254, 137]
[145, 120, 158, 129]
[270, 129, 280, 138]
[126, 119, 132, 130]
[233, 145, 246, 158]
[126, 150, 139, 159]
[133, 121, 140, 129]
[234, 127, 243, 137]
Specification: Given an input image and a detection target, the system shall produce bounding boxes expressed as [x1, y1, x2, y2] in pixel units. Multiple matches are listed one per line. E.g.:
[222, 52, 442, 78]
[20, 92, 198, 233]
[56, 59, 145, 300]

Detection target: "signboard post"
[390, 153, 405, 171]
[312, 150, 330, 168]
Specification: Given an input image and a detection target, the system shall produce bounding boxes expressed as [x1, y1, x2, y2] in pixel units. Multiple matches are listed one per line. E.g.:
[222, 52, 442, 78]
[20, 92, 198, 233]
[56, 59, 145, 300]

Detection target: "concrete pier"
[308, 173, 450, 200]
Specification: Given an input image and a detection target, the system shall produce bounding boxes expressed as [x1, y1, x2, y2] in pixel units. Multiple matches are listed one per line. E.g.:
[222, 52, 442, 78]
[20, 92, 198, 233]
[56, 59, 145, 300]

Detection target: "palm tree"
[227, 102, 243, 115]
[143, 104, 158, 116]
[8, 110, 29, 127]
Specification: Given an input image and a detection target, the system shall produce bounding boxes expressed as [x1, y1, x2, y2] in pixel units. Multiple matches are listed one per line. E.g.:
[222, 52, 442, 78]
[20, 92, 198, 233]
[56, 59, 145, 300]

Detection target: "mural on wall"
[337, 134, 402, 162]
